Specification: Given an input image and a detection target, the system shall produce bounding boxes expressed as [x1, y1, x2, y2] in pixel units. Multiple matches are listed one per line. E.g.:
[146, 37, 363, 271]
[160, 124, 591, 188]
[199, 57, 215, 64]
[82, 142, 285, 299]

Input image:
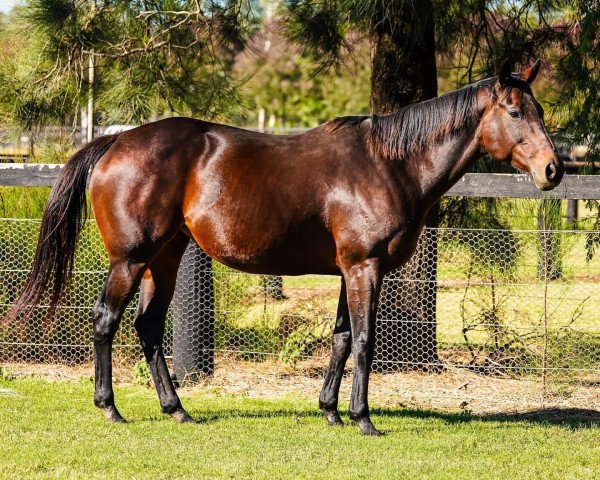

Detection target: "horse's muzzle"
[533, 157, 564, 191]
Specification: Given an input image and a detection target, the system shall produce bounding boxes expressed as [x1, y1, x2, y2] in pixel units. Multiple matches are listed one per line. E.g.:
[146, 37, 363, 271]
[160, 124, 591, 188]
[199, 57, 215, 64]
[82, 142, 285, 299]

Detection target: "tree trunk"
[369, 0, 440, 371]
[28, 131, 34, 159]
[369, 1, 437, 115]
[87, 0, 96, 143]
[172, 242, 215, 385]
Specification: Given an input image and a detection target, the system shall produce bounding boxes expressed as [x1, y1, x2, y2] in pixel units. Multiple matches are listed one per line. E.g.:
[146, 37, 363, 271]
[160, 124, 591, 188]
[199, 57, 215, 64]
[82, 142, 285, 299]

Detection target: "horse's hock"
[2, 217, 600, 411]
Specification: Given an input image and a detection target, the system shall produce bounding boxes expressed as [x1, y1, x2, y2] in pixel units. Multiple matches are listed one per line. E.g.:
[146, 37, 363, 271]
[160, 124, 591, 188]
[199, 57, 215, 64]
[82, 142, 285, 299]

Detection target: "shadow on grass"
[370, 407, 600, 430]
[185, 405, 600, 430]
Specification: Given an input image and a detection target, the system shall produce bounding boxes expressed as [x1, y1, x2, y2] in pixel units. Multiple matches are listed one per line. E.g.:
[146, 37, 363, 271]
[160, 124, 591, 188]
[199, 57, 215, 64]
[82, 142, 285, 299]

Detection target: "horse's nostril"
[546, 163, 557, 181]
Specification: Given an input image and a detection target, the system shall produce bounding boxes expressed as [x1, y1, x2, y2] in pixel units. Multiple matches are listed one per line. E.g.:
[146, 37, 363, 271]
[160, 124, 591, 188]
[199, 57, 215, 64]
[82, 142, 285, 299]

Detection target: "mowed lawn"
[1, 379, 599, 479]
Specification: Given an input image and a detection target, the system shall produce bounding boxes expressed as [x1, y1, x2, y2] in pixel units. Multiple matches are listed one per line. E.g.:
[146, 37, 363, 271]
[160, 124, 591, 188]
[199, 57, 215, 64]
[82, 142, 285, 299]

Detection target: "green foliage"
[131, 360, 152, 387]
[434, 0, 570, 79]
[0, 142, 72, 219]
[0, 366, 16, 381]
[283, 0, 569, 77]
[0, 27, 76, 138]
[216, 321, 280, 361]
[284, 1, 352, 70]
[537, 199, 565, 280]
[0, 0, 261, 132]
[553, 1, 600, 162]
[440, 197, 519, 274]
[278, 319, 328, 366]
[0, 187, 50, 218]
[584, 200, 600, 261]
[212, 265, 280, 359]
[234, 21, 370, 127]
[211, 264, 335, 363]
[284, 0, 439, 71]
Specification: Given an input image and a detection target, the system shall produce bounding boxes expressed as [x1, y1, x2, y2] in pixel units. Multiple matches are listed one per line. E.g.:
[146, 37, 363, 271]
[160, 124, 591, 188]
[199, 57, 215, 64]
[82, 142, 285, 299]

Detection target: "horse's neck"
[414, 127, 482, 209]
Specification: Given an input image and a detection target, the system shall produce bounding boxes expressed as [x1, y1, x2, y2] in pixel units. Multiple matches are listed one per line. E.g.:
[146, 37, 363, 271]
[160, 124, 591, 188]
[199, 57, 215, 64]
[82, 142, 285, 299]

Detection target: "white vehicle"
[102, 125, 136, 135]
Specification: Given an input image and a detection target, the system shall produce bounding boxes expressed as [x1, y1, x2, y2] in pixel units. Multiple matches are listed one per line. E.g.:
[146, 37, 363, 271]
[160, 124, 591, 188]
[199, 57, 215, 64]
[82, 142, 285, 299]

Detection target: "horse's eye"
[509, 111, 521, 119]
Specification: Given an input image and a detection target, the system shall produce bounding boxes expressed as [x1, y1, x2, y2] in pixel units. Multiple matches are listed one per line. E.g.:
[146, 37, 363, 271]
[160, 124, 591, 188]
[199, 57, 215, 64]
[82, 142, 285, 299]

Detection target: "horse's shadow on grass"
[371, 407, 600, 431]
[185, 406, 600, 431]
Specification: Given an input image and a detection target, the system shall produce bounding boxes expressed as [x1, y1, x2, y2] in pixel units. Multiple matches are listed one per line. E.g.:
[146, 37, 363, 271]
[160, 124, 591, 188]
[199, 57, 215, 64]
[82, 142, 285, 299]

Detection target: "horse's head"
[479, 59, 563, 191]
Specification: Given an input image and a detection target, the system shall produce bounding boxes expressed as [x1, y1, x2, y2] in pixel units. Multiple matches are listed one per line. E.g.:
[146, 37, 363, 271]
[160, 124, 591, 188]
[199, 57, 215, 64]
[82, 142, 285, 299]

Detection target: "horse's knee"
[352, 330, 372, 352]
[93, 304, 120, 341]
[92, 301, 104, 319]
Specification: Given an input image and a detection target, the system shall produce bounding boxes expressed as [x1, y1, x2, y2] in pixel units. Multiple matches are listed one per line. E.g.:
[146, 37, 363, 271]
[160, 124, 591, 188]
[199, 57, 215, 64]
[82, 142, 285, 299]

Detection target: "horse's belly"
[213, 250, 340, 276]
[186, 212, 339, 276]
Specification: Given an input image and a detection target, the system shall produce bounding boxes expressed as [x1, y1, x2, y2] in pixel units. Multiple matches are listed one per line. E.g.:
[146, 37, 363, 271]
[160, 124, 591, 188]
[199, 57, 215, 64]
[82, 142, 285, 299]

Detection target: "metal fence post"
[260, 275, 284, 299]
[172, 242, 214, 385]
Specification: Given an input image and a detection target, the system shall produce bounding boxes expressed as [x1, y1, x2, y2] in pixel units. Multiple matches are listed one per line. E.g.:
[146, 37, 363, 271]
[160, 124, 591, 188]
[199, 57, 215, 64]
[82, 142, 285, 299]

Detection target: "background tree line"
[0, 1, 596, 160]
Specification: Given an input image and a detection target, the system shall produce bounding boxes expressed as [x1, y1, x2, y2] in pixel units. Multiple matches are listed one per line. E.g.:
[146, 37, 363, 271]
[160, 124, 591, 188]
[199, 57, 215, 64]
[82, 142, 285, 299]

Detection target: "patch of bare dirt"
[3, 357, 599, 415]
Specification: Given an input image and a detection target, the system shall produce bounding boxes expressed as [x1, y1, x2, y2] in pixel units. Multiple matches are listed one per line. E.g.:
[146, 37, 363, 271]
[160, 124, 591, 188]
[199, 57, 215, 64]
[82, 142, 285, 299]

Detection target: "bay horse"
[9, 60, 563, 435]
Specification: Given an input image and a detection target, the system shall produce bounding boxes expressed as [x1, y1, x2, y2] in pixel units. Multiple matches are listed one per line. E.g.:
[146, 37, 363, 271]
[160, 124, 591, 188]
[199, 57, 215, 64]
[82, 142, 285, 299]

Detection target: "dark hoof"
[101, 406, 127, 423]
[323, 410, 344, 426]
[171, 409, 194, 423]
[356, 418, 384, 436]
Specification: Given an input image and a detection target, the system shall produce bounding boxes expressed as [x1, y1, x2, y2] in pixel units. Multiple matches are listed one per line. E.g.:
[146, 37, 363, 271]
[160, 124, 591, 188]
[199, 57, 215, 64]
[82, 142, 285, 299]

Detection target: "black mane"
[325, 79, 494, 160]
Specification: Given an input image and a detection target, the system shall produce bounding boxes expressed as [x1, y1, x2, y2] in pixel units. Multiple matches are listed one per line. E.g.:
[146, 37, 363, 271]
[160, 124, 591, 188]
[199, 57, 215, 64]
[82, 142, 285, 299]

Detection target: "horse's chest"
[359, 202, 425, 269]
[384, 223, 424, 268]
[337, 210, 422, 265]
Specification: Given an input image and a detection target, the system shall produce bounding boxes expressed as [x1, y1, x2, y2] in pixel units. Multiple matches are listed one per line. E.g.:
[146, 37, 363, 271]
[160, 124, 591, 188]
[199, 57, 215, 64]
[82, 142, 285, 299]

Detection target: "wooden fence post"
[172, 242, 215, 385]
[260, 275, 284, 299]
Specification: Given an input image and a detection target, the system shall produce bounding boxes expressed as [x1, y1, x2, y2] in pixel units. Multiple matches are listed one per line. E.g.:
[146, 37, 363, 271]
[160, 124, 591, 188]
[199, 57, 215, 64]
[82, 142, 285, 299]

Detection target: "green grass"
[0, 378, 599, 479]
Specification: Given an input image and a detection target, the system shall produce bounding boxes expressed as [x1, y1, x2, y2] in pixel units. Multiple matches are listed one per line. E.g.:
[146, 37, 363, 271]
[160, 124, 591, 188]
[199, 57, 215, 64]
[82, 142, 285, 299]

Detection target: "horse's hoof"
[324, 410, 344, 426]
[171, 409, 194, 423]
[356, 418, 384, 436]
[101, 406, 127, 423]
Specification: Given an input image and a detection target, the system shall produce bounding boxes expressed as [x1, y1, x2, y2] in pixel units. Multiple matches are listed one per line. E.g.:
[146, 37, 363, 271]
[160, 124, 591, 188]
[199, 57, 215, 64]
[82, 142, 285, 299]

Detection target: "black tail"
[6, 135, 118, 322]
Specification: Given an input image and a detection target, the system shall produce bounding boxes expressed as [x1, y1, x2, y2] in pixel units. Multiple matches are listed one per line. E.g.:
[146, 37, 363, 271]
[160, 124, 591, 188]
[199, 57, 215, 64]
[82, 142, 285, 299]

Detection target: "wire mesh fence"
[1, 217, 600, 410]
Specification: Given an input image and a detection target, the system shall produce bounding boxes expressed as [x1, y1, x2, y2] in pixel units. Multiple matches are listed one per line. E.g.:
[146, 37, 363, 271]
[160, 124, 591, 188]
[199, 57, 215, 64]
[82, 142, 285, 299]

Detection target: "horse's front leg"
[344, 259, 383, 435]
[319, 279, 352, 426]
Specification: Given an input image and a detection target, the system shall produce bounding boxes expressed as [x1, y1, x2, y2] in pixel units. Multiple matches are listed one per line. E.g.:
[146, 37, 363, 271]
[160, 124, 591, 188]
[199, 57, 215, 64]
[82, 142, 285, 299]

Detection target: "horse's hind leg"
[134, 231, 192, 423]
[319, 280, 352, 426]
[94, 259, 146, 422]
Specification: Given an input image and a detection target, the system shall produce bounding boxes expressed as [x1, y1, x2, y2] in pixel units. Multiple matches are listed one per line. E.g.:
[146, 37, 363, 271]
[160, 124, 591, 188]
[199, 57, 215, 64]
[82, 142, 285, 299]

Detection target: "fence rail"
[4, 163, 600, 199]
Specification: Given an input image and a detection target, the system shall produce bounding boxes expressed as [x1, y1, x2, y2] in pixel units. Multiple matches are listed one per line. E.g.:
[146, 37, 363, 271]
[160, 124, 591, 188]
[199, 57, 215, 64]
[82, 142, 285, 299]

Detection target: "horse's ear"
[498, 59, 512, 86]
[522, 58, 541, 84]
